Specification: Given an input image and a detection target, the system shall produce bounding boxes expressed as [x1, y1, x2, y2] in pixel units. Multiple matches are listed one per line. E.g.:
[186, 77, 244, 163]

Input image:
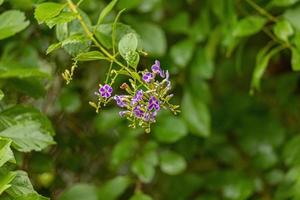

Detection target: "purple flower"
[113, 95, 127, 107]
[151, 60, 164, 78]
[148, 96, 160, 111]
[144, 111, 157, 122]
[99, 84, 113, 98]
[131, 90, 143, 105]
[142, 72, 154, 83]
[119, 111, 129, 117]
[133, 105, 144, 118]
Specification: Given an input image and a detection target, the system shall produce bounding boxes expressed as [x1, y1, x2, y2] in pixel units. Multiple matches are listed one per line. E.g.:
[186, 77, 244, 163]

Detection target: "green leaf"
[118, 33, 138, 56]
[117, 0, 142, 10]
[0, 138, 15, 167]
[273, 19, 294, 42]
[233, 16, 267, 37]
[74, 51, 107, 61]
[250, 45, 283, 91]
[159, 151, 186, 175]
[170, 39, 195, 68]
[34, 2, 66, 24]
[6, 171, 34, 197]
[131, 22, 167, 56]
[0, 106, 55, 152]
[132, 158, 155, 183]
[97, 0, 118, 26]
[291, 47, 300, 71]
[0, 171, 16, 195]
[0, 90, 4, 101]
[95, 23, 137, 49]
[59, 183, 97, 200]
[111, 138, 138, 167]
[129, 191, 153, 200]
[15, 193, 49, 200]
[182, 91, 210, 137]
[271, 0, 300, 7]
[190, 48, 214, 80]
[164, 12, 190, 34]
[0, 0, 3, 6]
[153, 115, 187, 143]
[118, 33, 139, 67]
[283, 136, 300, 166]
[284, 5, 300, 31]
[98, 176, 131, 200]
[0, 10, 29, 40]
[45, 12, 77, 29]
[46, 42, 62, 55]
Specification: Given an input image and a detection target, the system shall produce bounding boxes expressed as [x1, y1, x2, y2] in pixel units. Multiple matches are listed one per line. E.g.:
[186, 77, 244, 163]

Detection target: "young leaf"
[0, 138, 15, 167]
[0, 10, 29, 40]
[159, 151, 187, 175]
[74, 51, 108, 61]
[45, 12, 77, 28]
[118, 33, 138, 57]
[34, 3, 66, 24]
[46, 42, 62, 54]
[0, 171, 16, 195]
[233, 16, 267, 37]
[273, 19, 294, 42]
[96, 0, 118, 26]
[251, 45, 284, 91]
[291, 47, 300, 71]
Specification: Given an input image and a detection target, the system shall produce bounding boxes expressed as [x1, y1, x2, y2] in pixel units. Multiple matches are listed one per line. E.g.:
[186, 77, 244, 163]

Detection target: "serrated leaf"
[233, 16, 267, 37]
[159, 151, 186, 175]
[97, 0, 118, 26]
[6, 171, 34, 197]
[45, 12, 77, 28]
[0, 171, 16, 195]
[98, 176, 131, 200]
[34, 3, 66, 24]
[46, 42, 62, 54]
[0, 106, 55, 152]
[74, 51, 107, 61]
[182, 91, 210, 137]
[0, 138, 15, 167]
[273, 19, 294, 42]
[0, 10, 29, 40]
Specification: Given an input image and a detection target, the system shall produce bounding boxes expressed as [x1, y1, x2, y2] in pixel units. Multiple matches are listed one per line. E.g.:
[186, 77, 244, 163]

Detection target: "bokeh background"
[1, 0, 300, 199]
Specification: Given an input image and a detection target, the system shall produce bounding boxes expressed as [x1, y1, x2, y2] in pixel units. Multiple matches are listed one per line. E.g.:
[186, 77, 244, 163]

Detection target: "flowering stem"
[66, 0, 146, 86]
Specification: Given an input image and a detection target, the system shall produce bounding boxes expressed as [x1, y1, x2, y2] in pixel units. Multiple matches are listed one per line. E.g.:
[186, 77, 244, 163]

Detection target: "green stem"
[245, 0, 277, 22]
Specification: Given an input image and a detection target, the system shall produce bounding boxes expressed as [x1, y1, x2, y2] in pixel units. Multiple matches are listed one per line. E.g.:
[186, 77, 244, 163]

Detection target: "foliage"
[1, 0, 300, 199]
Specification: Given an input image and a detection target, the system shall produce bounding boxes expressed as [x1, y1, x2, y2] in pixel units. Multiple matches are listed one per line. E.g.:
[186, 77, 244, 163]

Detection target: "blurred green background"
[1, 0, 300, 199]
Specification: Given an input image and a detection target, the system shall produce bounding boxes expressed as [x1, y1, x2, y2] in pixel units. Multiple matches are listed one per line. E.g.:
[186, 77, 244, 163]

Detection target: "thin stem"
[105, 61, 113, 83]
[245, 0, 277, 22]
[66, 0, 145, 85]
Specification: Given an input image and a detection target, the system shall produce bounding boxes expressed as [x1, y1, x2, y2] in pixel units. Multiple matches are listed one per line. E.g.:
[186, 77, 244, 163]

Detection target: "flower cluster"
[90, 60, 179, 133]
